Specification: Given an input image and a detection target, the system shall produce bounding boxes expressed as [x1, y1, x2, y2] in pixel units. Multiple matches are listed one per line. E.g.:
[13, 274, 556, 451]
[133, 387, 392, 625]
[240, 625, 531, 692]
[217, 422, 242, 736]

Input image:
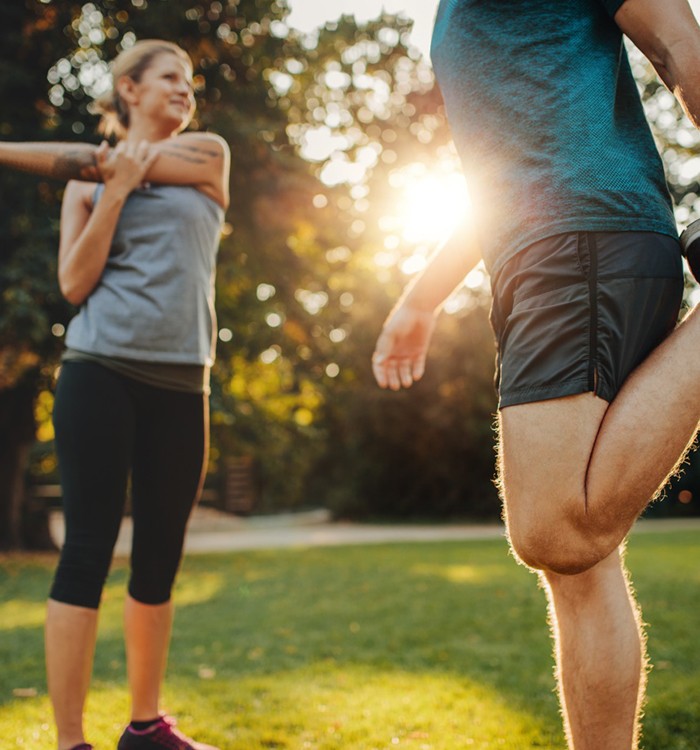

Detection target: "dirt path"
[49, 508, 700, 556]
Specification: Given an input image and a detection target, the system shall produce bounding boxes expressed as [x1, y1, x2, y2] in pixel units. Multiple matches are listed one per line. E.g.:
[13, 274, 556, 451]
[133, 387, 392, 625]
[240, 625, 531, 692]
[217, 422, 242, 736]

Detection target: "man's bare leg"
[500, 402, 651, 749]
[500, 305, 700, 576]
[495, 303, 700, 748]
[542, 548, 645, 750]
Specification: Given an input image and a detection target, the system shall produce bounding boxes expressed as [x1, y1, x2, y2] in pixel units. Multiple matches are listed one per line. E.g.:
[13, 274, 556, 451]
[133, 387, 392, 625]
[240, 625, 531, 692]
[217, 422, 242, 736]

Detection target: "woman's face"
[128, 52, 196, 133]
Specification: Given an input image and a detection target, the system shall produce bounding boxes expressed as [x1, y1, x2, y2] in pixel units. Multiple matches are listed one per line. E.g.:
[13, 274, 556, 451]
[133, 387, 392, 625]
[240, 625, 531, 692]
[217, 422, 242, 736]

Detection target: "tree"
[11, 6, 696, 541]
[1, 0, 321, 544]
[0, 0, 80, 549]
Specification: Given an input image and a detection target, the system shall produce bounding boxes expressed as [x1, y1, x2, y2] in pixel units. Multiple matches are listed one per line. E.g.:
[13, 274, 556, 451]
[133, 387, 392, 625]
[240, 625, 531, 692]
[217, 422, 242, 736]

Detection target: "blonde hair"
[94, 39, 193, 139]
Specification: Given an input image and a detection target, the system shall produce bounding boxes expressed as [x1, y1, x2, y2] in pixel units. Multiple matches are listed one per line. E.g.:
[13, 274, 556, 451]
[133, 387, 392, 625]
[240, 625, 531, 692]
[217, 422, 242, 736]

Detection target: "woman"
[1, 40, 229, 750]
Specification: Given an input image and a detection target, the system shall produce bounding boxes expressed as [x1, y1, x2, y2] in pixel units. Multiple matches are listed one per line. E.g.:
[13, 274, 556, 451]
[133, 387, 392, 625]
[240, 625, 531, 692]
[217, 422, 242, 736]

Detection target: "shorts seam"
[584, 232, 599, 394]
[499, 378, 592, 408]
[596, 274, 681, 281]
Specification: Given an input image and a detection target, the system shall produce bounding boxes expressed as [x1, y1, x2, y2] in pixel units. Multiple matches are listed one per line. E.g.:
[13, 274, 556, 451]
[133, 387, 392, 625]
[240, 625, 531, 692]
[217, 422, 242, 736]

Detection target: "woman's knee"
[50, 542, 114, 609]
[128, 542, 185, 605]
[127, 564, 179, 605]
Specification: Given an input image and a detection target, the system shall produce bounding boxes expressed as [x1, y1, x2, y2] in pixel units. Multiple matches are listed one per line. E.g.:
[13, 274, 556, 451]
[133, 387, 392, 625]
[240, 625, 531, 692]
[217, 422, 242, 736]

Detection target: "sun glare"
[397, 170, 471, 246]
[375, 164, 472, 277]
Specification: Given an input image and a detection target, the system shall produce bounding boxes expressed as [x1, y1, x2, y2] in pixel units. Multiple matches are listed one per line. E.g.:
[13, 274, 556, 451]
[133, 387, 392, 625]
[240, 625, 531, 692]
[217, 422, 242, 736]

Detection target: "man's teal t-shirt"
[431, 0, 677, 276]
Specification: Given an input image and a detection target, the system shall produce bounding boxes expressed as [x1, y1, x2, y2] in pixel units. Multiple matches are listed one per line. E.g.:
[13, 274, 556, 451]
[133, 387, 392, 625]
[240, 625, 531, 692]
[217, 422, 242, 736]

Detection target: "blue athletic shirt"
[430, 0, 678, 275]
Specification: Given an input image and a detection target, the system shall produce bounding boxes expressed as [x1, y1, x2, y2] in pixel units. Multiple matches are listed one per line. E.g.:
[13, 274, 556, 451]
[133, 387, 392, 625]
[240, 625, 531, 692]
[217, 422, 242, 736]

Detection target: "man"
[372, 1, 700, 748]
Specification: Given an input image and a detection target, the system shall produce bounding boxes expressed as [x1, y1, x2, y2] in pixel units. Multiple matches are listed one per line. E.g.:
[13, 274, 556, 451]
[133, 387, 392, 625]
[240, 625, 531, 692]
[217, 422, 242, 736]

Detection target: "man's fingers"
[386, 363, 402, 391]
[372, 330, 393, 388]
[371, 355, 389, 389]
[412, 357, 426, 382]
[372, 354, 419, 390]
[399, 360, 414, 388]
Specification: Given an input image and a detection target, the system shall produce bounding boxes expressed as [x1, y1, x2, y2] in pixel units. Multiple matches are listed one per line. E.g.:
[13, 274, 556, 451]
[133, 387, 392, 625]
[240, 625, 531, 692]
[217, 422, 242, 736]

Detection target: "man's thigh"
[491, 231, 682, 571]
[498, 393, 610, 571]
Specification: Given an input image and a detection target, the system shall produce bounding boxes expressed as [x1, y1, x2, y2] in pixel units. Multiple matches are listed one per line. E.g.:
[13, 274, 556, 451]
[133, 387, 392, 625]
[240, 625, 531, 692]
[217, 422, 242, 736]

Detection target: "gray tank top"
[65, 184, 224, 366]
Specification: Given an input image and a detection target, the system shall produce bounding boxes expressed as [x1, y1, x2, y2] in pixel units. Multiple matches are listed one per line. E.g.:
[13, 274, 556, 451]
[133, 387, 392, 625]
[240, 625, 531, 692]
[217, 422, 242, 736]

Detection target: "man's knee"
[506, 496, 618, 576]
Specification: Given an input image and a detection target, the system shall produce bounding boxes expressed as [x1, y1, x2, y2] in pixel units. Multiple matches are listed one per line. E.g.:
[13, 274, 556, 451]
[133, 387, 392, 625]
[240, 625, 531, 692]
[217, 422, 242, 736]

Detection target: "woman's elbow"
[61, 286, 86, 307]
[58, 274, 88, 306]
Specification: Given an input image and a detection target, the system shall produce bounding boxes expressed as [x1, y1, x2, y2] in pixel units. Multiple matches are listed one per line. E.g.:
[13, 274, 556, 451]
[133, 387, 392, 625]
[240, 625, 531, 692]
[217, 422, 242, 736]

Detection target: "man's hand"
[371, 213, 479, 391]
[372, 305, 437, 390]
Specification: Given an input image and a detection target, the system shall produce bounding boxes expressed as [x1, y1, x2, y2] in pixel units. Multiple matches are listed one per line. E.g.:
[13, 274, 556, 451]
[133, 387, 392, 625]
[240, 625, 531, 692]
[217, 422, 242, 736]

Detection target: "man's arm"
[393, 215, 481, 314]
[372, 215, 481, 390]
[614, 0, 700, 126]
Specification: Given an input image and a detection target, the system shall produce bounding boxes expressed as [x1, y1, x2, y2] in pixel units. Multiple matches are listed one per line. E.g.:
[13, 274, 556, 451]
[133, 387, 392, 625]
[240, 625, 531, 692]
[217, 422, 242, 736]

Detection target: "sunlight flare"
[398, 170, 471, 245]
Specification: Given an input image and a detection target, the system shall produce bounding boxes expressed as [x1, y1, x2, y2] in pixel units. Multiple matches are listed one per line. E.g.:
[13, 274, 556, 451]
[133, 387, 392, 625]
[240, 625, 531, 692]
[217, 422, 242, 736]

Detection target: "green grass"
[1, 530, 700, 749]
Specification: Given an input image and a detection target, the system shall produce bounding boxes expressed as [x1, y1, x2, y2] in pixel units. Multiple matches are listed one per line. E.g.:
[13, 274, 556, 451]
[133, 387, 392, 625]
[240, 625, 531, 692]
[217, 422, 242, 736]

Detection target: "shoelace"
[149, 716, 195, 750]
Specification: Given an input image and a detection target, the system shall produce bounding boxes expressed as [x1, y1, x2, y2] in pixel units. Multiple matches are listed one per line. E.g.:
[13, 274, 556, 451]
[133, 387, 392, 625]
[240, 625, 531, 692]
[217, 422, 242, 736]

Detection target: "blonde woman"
[1, 40, 229, 750]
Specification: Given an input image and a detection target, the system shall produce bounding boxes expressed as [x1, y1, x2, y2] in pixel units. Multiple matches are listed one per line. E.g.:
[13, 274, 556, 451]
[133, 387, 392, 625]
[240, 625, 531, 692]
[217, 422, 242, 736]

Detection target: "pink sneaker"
[116, 716, 220, 750]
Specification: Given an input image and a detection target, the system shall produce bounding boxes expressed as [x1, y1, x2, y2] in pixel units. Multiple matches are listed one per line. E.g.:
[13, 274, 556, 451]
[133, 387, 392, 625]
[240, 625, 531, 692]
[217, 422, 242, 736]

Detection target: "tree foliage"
[0, 0, 503, 536]
[9, 5, 700, 544]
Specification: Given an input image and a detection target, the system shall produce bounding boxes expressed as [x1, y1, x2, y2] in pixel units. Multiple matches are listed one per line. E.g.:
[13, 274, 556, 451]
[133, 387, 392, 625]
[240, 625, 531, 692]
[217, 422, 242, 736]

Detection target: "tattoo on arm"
[53, 150, 99, 181]
[166, 139, 221, 164]
[161, 148, 208, 165]
[0, 143, 98, 182]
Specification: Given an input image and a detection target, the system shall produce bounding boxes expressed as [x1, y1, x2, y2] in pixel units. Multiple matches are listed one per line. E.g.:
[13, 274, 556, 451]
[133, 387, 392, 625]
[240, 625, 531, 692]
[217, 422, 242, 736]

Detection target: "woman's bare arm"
[59, 141, 158, 305]
[0, 141, 100, 181]
[0, 132, 230, 208]
[149, 133, 230, 208]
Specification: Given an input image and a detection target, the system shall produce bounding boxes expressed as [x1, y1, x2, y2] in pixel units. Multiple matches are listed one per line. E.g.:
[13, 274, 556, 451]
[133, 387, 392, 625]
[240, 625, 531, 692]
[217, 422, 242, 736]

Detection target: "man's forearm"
[614, 0, 700, 127]
[397, 217, 481, 313]
[0, 142, 98, 182]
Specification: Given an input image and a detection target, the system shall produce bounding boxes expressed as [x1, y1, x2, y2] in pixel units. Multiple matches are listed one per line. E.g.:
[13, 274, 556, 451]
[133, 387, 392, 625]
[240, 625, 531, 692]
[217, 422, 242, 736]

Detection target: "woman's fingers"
[95, 140, 109, 163]
[138, 139, 150, 158]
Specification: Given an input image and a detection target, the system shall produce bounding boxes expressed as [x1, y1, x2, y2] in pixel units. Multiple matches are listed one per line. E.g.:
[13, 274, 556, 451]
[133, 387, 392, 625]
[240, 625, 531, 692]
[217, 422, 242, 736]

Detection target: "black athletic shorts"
[489, 231, 684, 408]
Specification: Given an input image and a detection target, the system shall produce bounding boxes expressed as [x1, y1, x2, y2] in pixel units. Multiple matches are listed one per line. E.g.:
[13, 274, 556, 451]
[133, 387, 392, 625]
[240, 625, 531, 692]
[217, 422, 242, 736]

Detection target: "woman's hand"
[372, 304, 437, 390]
[95, 140, 159, 197]
[58, 141, 158, 305]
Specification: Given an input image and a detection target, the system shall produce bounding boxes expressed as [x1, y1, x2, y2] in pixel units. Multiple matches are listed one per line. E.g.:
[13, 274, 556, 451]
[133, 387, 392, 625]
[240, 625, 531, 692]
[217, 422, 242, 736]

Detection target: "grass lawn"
[1, 529, 700, 749]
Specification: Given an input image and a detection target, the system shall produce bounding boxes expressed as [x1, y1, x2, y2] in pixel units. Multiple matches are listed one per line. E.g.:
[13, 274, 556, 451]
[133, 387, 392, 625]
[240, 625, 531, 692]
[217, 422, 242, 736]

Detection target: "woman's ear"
[115, 75, 138, 106]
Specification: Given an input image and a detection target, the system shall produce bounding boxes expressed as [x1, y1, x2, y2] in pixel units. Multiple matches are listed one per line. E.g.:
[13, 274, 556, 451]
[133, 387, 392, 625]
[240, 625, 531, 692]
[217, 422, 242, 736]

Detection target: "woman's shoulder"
[173, 131, 230, 158]
[171, 132, 231, 175]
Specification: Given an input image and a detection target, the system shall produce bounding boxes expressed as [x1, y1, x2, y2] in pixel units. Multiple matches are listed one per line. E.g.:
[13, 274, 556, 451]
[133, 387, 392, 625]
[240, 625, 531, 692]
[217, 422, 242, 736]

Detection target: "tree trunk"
[0, 371, 55, 551]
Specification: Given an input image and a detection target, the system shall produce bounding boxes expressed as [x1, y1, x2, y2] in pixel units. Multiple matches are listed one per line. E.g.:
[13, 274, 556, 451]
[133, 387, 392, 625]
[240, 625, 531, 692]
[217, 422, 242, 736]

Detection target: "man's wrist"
[399, 287, 441, 315]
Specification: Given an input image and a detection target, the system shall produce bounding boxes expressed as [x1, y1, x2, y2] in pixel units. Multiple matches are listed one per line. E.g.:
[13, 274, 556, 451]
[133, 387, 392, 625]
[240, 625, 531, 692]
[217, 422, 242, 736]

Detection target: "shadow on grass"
[2, 532, 700, 748]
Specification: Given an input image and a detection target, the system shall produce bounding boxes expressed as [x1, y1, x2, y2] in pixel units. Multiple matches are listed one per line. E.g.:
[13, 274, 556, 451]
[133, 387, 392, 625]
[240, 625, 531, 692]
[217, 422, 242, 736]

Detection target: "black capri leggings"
[50, 360, 208, 609]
